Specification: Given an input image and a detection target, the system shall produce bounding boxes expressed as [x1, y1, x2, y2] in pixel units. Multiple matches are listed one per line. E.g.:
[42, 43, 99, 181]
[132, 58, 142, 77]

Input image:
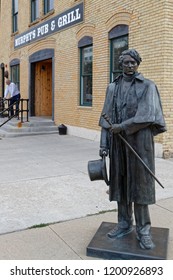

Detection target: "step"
[0, 117, 59, 137]
[0, 130, 59, 138]
[0, 124, 58, 133]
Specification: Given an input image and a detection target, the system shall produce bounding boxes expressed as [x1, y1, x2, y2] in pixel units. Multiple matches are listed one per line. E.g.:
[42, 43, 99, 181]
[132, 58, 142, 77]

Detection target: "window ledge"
[77, 106, 92, 109]
[11, 31, 19, 37]
[41, 9, 55, 21]
[28, 18, 40, 28]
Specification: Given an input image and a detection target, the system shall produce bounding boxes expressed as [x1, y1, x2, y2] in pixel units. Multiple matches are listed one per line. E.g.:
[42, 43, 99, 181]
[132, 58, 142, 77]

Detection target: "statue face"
[122, 55, 138, 75]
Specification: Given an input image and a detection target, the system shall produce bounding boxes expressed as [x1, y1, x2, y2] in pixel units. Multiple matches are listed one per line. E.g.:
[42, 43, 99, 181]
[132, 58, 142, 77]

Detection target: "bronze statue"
[99, 49, 166, 250]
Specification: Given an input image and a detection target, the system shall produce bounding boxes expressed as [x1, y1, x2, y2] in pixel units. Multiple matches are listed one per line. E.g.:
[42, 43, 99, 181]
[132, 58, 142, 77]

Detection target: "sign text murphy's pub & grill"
[14, 2, 84, 49]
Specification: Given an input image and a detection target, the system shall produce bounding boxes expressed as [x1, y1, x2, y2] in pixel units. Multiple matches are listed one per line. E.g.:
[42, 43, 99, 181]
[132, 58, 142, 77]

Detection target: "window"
[31, 0, 39, 22]
[109, 25, 128, 81]
[44, 0, 54, 14]
[12, 0, 18, 33]
[10, 60, 20, 90]
[78, 36, 93, 106]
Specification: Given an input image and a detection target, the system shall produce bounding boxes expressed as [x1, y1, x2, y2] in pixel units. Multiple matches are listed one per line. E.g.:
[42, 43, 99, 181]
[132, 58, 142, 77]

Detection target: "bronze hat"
[88, 155, 109, 186]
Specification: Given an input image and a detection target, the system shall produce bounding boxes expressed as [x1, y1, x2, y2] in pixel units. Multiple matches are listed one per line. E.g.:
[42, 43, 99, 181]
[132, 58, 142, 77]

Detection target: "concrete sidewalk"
[0, 134, 172, 259]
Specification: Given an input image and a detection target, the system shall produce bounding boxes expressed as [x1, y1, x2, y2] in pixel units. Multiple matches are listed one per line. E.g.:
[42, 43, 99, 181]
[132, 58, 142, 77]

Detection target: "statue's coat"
[99, 74, 166, 204]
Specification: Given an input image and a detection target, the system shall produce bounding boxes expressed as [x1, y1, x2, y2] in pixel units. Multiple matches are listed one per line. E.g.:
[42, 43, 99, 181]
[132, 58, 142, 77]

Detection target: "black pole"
[21, 99, 23, 123]
[27, 99, 29, 122]
[1, 63, 4, 98]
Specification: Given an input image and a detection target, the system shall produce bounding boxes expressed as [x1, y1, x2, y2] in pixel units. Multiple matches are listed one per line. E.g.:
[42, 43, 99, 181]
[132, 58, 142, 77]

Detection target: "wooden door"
[35, 60, 52, 116]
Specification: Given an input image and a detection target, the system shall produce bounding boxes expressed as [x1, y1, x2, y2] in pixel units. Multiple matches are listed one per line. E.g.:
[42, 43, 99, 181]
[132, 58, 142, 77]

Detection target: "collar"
[114, 72, 145, 83]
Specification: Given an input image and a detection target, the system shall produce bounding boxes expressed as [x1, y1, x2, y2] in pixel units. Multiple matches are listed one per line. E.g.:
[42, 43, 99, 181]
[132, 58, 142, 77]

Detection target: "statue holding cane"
[98, 49, 166, 250]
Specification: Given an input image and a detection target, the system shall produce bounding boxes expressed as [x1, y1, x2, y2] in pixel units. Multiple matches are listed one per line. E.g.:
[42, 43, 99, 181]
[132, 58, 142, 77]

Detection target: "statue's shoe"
[107, 225, 133, 238]
[137, 234, 155, 250]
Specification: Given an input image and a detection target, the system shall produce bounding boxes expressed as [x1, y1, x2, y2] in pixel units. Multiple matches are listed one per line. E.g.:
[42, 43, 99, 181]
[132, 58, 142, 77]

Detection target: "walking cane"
[102, 113, 164, 189]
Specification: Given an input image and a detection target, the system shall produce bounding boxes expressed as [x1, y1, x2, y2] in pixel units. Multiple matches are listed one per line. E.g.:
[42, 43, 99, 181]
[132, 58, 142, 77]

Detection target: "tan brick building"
[0, 0, 172, 157]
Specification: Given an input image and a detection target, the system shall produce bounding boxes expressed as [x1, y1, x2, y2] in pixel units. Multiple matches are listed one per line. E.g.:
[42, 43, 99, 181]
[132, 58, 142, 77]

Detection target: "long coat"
[99, 74, 166, 205]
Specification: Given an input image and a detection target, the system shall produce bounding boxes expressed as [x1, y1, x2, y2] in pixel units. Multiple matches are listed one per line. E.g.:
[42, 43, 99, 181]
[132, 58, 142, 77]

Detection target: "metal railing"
[0, 97, 29, 127]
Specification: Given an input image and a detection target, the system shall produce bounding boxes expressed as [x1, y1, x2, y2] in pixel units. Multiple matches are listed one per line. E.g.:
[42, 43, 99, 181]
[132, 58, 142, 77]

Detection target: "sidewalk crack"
[156, 203, 173, 213]
[49, 226, 83, 260]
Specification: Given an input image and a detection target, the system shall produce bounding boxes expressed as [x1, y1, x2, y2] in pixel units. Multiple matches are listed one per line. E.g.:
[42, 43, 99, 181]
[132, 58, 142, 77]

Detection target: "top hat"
[88, 155, 109, 186]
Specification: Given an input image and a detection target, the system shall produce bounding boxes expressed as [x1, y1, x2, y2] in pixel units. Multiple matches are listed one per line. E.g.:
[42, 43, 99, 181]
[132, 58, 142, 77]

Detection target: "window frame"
[78, 36, 93, 107]
[10, 59, 20, 90]
[44, 0, 54, 15]
[31, 0, 39, 22]
[109, 25, 129, 82]
[12, 0, 18, 33]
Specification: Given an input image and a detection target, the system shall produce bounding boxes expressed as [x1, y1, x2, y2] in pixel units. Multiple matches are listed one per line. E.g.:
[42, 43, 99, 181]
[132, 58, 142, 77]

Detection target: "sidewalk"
[0, 134, 172, 259]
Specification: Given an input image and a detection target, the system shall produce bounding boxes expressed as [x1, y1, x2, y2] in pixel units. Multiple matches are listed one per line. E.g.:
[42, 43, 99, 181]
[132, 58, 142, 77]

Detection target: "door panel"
[35, 60, 52, 116]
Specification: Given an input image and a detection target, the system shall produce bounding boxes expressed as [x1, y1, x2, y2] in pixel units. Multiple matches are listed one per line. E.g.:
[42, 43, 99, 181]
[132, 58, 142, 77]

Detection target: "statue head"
[119, 49, 142, 75]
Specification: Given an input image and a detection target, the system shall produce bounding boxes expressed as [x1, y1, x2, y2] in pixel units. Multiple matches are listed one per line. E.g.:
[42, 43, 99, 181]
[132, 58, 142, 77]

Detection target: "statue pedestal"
[87, 222, 169, 260]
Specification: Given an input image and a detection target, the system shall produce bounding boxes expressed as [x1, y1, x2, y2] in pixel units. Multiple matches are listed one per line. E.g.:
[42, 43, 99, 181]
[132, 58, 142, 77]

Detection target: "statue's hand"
[99, 148, 108, 157]
[110, 124, 122, 134]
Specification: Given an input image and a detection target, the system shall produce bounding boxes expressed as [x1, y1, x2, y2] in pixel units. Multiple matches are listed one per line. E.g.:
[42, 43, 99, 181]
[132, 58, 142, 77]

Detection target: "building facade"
[0, 0, 172, 157]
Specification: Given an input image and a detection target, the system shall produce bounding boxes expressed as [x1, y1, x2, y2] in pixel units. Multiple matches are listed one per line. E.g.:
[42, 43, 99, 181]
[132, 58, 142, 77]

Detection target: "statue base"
[87, 222, 169, 260]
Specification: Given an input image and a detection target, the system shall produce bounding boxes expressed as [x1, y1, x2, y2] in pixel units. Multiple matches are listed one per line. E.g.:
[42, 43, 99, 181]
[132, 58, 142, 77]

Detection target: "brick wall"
[0, 0, 172, 156]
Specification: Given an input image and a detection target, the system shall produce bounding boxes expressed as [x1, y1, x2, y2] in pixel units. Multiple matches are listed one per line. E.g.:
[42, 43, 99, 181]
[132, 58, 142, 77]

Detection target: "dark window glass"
[12, 0, 18, 32]
[44, 0, 54, 14]
[80, 46, 92, 106]
[109, 25, 128, 81]
[11, 64, 20, 90]
[31, 0, 39, 22]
